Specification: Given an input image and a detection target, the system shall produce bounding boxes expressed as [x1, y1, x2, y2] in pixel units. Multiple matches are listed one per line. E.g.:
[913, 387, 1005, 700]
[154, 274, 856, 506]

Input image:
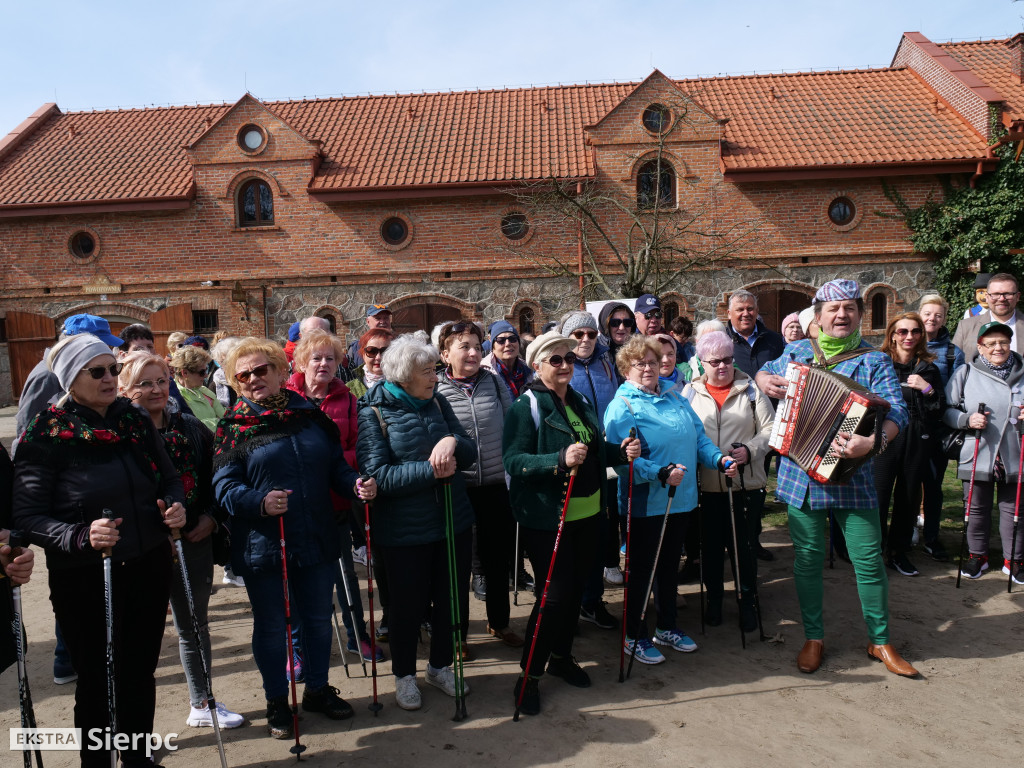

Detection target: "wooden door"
[149, 303, 193, 357]
[7, 311, 58, 398]
[392, 303, 463, 336]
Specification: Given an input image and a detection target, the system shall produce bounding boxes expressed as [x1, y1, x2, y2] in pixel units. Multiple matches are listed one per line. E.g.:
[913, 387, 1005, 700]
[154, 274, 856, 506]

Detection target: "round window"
[642, 104, 671, 134]
[237, 124, 266, 152]
[501, 212, 529, 241]
[69, 231, 96, 259]
[828, 197, 855, 226]
[381, 217, 409, 245]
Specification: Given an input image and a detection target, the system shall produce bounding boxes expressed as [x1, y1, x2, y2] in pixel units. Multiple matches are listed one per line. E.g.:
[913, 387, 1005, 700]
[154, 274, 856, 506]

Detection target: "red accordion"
[768, 362, 891, 484]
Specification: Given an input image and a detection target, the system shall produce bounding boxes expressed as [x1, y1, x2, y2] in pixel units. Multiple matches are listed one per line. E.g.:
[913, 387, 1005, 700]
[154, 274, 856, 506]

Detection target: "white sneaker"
[425, 664, 470, 697]
[395, 674, 421, 710]
[911, 527, 920, 547]
[603, 566, 624, 586]
[352, 546, 367, 566]
[221, 569, 245, 587]
[186, 702, 245, 729]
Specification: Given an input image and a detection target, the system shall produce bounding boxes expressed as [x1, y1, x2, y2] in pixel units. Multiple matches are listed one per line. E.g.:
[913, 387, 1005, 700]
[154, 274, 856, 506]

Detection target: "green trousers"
[787, 504, 890, 645]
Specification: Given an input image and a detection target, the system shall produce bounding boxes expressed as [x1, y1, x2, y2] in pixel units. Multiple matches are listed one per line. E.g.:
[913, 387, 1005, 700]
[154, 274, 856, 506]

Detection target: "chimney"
[1006, 33, 1024, 83]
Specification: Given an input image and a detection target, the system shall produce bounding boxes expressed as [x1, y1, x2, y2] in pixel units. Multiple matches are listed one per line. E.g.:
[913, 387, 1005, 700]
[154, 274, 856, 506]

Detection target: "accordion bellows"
[769, 362, 891, 484]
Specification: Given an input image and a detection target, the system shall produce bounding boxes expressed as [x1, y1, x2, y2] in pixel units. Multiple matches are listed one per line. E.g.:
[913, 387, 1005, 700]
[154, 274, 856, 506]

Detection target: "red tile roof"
[0, 36, 1007, 209]
[941, 36, 1024, 122]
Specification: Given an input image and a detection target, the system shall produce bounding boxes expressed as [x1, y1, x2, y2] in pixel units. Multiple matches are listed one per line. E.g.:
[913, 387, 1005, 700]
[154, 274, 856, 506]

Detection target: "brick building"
[0, 31, 1019, 402]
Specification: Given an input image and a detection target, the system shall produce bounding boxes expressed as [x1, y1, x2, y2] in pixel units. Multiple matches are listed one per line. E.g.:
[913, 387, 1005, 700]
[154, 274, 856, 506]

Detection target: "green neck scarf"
[816, 328, 862, 362]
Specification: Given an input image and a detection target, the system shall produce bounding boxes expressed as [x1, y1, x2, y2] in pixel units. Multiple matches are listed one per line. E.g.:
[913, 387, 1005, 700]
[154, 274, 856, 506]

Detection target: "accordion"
[768, 362, 891, 484]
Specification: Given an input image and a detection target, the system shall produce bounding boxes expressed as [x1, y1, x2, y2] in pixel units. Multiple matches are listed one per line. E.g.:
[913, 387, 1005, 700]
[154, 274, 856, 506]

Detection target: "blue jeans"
[245, 559, 335, 699]
[168, 535, 215, 706]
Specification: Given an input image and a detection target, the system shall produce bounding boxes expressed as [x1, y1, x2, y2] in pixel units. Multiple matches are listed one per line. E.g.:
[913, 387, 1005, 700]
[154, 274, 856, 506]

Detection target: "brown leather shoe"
[866, 644, 918, 677]
[487, 624, 525, 648]
[797, 639, 824, 673]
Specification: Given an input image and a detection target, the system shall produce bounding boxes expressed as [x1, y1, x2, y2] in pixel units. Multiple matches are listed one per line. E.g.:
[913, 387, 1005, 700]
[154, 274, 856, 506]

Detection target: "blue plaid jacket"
[761, 339, 909, 510]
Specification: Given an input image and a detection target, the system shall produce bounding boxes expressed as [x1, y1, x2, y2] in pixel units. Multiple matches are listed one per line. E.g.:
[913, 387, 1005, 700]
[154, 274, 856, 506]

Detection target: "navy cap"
[635, 294, 661, 313]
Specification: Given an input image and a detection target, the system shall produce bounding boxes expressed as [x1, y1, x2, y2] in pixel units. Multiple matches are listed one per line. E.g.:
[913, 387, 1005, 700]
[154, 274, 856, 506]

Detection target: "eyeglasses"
[234, 363, 272, 383]
[987, 292, 1019, 300]
[546, 352, 577, 367]
[893, 328, 922, 337]
[702, 357, 734, 368]
[81, 363, 123, 380]
[981, 339, 1011, 349]
[493, 335, 519, 346]
[608, 318, 636, 329]
[363, 346, 389, 358]
[134, 378, 169, 391]
[631, 360, 659, 370]
[571, 330, 598, 340]
[642, 310, 662, 320]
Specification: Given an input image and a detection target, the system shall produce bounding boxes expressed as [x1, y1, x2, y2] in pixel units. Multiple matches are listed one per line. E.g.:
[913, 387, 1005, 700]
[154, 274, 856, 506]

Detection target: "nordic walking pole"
[626, 468, 681, 681]
[731, 454, 766, 642]
[957, 403, 986, 589]
[277, 514, 306, 760]
[725, 475, 747, 650]
[512, 523, 520, 607]
[359, 477, 382, 715]
[165, 498, 228, 768]
[101, 508, 118, 768]
[515, 460, 579, 721]
[330, 605, 350, 678]
[7, 531, 43, 768]
[441, 476, 467, 722]
[618, 428, 636, 683]
[335, 555, 365, 676]
[1009, 413, 1024, 593]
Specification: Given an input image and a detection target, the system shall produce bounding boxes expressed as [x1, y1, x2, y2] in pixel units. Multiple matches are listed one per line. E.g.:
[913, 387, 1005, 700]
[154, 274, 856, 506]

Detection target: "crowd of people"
[3, 273, 1023, 765]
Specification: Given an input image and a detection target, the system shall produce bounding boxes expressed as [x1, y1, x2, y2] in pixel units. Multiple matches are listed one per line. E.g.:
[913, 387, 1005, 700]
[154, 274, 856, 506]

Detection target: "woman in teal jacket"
[604, 335, 736, 666]
[502, 330, 639, 717]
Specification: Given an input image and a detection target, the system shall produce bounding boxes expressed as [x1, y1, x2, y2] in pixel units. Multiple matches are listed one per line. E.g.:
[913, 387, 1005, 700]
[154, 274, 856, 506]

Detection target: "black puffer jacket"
[13, 398, 184, 570]
[356, 382, 475, 547]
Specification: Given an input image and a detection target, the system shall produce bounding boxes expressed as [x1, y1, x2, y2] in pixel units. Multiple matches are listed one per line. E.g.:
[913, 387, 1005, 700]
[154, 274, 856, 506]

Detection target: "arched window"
[871, 293, 887, 330]
[238, 179, 274, 226]
[663, 300, 680, 325]
[518, 306, 535, 336]
[637, 159, 675, 210]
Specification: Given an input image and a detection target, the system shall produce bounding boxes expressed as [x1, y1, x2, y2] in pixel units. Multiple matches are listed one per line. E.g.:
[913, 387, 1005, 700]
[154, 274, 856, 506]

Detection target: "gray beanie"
[48, 334, 116, 392]
[559, 310, 598, 337]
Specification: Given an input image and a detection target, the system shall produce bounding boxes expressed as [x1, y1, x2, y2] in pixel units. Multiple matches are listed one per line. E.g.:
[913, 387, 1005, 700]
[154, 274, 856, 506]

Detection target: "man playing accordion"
[756, 279, 918, 678]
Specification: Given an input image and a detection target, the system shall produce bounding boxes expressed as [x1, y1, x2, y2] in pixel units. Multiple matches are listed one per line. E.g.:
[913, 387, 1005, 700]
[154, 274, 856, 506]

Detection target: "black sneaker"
[302, 684, 354, 720]
[960, 553, 988, 579]
[509, 569, 535, 591]
[266, 695, 293, 739]
[579, 601, 617, 630]
[888, 552, 919, 577]
[923, 539, 949, 562]
[472, 575, 486, 601]
[756, 544, 775, 562]
[513, 676, 541, 716]
[1003, 559, 1024, 585]
[740, 599, 758, 633]
[546, 655, 591, 688]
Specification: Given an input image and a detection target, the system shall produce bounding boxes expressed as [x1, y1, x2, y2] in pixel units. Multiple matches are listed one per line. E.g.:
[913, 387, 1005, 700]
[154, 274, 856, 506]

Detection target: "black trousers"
[49, 541, 172, 768]
[625, 512, 688, 639]
[873, 427, 936, 554]
[519, 514, 600, 677]
[700, 490, 760, 602]
[378, 530, 470, 678]
[466, 483, 516, 630]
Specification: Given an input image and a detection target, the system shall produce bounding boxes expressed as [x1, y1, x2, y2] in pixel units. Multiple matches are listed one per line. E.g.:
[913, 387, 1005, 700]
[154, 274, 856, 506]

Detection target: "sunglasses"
[234, 363, 272, 383]
[608, 318, 636, 329]
[571, 329, 598, 340]
[642, 310, 662, 320]
[493, 335, 519, 346]
[546, 352, 577, 367]
[893, 328, 922, 337]
[703, 357, 734, 368]
[363, 345, 389, 358]
[82, 362, 123, 380]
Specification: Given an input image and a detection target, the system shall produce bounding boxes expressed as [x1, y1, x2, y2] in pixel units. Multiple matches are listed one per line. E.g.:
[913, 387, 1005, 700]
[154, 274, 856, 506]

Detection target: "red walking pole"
[278, 516, 306, 760]
[618, 429, 636, 683]
[956, 403, 986, 589]
[1008, 417, 1024, 593]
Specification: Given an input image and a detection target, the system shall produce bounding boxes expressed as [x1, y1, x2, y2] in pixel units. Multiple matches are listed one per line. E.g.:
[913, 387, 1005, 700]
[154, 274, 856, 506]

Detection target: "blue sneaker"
[654, 628, 698, 653]
[347, 637, 385, 662]
[624, 637, 666, 665]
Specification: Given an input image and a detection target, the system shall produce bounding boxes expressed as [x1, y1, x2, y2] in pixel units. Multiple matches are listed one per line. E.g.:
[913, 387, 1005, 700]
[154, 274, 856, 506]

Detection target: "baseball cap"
[62, 314, 122, 347]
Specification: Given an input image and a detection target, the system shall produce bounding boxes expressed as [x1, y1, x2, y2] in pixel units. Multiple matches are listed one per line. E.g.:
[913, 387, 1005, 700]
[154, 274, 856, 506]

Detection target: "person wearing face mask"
[482, 320, 534, 399]
[953, 273, 1024, 357]
[756, 279, 916, 678]
[597, 302, 637, 372]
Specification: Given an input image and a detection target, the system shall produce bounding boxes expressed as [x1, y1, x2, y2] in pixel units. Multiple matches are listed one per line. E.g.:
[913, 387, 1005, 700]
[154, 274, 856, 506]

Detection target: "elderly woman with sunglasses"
[171, 344, 224, 432]
[346, 328, 396, 399]
[680, 331, 774, 631]
[483, 320, 534, 399]
[118, 351, 245, 731]
[604, 335, 736, 666]
[212, 337, 376, 740]
[14, 334, 187, 768]
[874, 313, 945, 575]
[503, 330, 640, 716]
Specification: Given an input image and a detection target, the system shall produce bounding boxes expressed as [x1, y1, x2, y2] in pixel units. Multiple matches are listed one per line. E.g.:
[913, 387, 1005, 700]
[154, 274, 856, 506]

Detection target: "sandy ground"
[1, 400, 1021, 767]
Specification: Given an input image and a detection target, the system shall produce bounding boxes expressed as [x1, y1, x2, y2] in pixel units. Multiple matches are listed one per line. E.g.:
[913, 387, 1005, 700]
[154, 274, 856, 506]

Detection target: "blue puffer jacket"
[603, 381, 725, 517]
[356, 382, 475, 547]
[212, 391, 360, 576]
[570, 342, 619, 428]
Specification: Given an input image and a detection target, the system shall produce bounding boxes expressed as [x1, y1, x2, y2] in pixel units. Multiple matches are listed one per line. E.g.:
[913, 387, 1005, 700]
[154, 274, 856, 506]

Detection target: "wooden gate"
[149, 303, 193, 357]
[7, 311, 58, 398]
[392, 303, 463, 336]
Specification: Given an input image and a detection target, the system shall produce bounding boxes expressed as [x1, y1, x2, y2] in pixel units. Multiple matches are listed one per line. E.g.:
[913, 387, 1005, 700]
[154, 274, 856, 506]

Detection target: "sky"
[2, 0, 1024, 133]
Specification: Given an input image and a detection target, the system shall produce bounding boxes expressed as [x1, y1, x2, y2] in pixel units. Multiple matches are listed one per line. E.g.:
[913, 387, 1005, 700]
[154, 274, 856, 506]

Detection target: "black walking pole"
[1009, 416, 1024, 593]
[278, 515, 306, 760]
[360, 478, 383, 715]
[626, 476, 678, 680]
[957, 403, 986, 589]
[618, 428, 636, 683]
[7, 531, 43, 768]
[441, 477, 467, 722]
[101, 509, 118, 768]
[334, 554, 364, 676]
[166, 499, 228, 768]
[725, 474, 747, 650]
[729, 455, 767, 642]
[512, 523, 521, 607]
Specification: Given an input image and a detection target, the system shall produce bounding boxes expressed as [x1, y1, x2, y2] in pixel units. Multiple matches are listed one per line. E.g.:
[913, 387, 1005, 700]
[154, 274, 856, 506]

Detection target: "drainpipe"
[970, 160, 984, 189]
[577, 182, 585, 308]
